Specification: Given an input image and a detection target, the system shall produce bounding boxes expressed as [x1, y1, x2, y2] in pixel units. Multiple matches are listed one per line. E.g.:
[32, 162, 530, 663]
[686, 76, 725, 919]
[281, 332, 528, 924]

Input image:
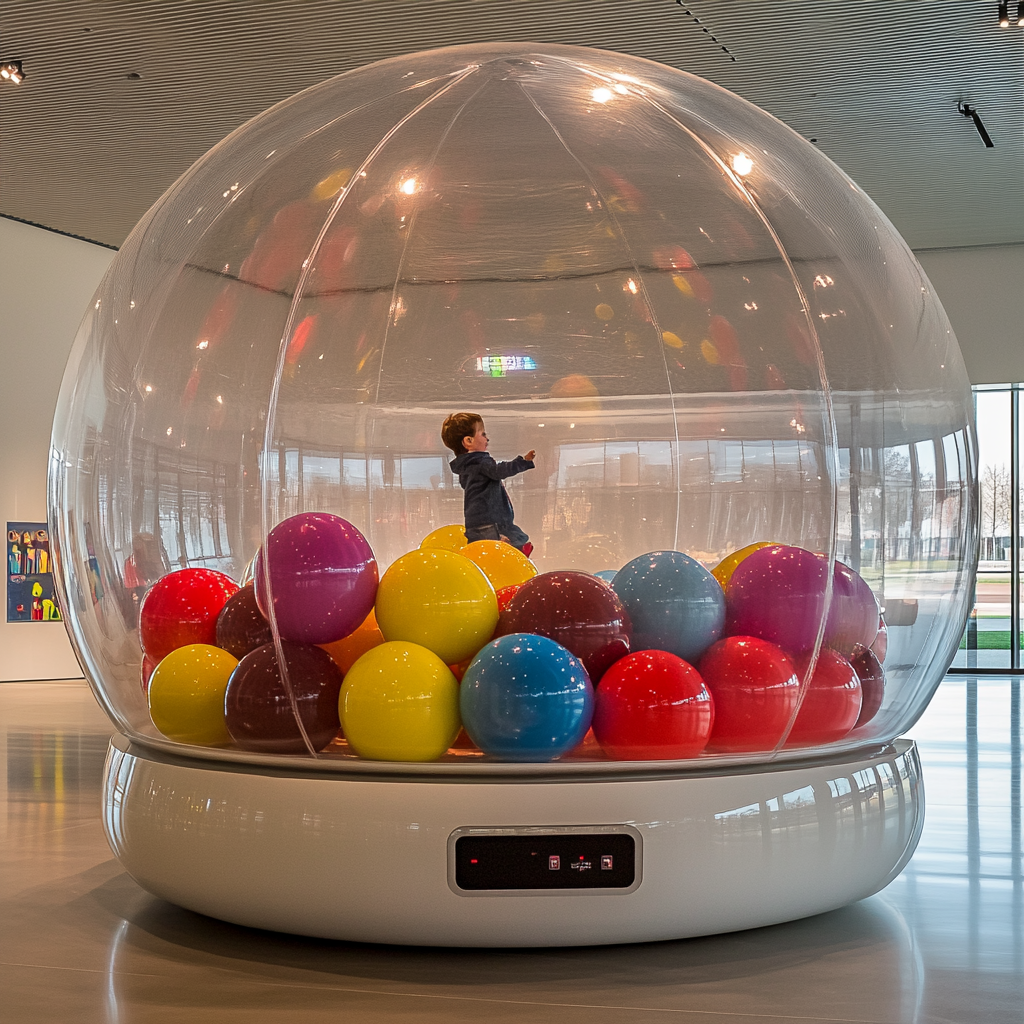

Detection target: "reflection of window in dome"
[476, 355, 538, 376]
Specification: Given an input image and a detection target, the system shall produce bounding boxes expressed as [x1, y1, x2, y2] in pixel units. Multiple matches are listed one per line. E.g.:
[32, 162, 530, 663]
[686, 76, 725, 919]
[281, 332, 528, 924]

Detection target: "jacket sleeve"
[477, 455, 535, 481]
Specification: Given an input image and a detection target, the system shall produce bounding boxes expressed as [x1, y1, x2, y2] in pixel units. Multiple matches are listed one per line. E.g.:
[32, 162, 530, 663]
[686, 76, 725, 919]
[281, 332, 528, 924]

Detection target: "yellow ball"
[148, 644, 238, 746]
[341, 641, 460, 761]
[419, 524, 468, 553]
[712, 542, 774, 589]
[459, 540, 537, 591]
[375, 549, 498, 664]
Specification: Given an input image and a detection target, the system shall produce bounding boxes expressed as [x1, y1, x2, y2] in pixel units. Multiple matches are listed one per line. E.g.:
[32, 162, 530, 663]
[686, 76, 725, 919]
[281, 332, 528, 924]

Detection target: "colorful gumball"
[495, 584, 524, 613]
[460, 633, 594, 761]
[699, 636, 800, 752]
[497, 571, 630, 683]
[420, 524, 468, 553]
[711, 542, 773, 589]
[852, 647, 885, 728]
[320, 608, 385, 675]
[726, 545, 828, 653]
[254, 512, 377, 645]
[375, 549, 498, 665]
[459, 540, 538, 590]
[224, 641, 343, 754]
[786, 648, 862, 746]
[340, 641, 460, 761]
[148, 643, 238, 746]
[824, 562, 879, 657]
[612, 551, 725, 663]
[871, 615, 888, 663]
[593, 650, 714, 760]
[215, 583, 272, 659]
[140, 568, 239, 662]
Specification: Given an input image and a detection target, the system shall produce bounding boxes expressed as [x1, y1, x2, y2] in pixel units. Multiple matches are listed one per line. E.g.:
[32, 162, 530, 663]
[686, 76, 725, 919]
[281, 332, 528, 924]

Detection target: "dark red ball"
[851, 647, 885, 728]
[593, 650, 714, 760]
[824, 562, 879, 658]
[496, 571, 630, 682]
[786, 648, 862, 747]
[870, 615, 888, 664]
[224, 641, 343, 754]
[216, 583, 273, 659]
[699, 636, 800, 752]
[139, 568, 239, 661]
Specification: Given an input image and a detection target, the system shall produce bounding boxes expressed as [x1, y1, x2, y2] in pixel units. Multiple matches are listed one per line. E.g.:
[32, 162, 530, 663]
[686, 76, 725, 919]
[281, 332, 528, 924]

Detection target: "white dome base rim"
[102, 734, 923, 947]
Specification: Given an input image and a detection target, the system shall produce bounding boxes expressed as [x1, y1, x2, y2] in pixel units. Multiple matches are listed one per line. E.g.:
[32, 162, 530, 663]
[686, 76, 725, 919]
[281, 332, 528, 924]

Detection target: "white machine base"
[103, 735, 923, 947]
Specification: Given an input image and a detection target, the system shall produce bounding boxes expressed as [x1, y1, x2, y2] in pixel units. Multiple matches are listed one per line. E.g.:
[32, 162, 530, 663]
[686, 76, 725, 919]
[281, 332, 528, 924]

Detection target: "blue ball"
[593, 569, 618, 582]
[460, 633, 594, 761]
[611, 551, 725, 663]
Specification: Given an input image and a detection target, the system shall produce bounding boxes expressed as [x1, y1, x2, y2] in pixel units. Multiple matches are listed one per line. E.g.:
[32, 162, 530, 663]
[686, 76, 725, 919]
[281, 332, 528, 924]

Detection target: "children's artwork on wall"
[7, 522, 61, 622]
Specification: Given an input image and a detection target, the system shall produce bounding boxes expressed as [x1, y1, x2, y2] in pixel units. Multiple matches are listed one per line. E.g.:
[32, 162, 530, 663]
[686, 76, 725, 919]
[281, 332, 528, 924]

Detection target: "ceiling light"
[1000, 1, 1010, 26]
[0, 60, 24, 84]
[1017, 1, 1024, 25]
[591, 87, 613, 103]
[731, 152, 754, 176]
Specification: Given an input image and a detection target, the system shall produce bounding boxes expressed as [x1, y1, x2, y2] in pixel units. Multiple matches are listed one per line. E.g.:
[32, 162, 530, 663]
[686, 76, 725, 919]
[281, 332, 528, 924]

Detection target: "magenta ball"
[824, 562, 879, 658]
[254, 512, 378, 644]
[726, 545, 829, 653]
[852, 647, 885, 728]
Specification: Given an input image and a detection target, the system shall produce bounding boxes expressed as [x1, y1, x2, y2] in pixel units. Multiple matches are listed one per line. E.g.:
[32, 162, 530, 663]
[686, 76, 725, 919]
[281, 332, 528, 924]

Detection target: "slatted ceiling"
[1, 0, 1021, 250]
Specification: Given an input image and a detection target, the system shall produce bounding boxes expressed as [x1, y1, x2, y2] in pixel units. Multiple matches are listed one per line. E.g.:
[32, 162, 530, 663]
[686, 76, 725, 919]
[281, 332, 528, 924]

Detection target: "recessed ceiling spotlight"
[1000, 1, 1010, 26]
[0, 60, 24, 84]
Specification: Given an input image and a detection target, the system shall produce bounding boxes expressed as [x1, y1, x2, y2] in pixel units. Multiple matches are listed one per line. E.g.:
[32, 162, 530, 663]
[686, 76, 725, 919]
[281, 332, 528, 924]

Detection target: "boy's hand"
[524, 450, 536, 461]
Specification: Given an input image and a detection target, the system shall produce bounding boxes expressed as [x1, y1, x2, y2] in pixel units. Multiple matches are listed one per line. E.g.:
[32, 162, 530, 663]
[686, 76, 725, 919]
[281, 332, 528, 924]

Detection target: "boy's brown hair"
[441, 412, 483, 455]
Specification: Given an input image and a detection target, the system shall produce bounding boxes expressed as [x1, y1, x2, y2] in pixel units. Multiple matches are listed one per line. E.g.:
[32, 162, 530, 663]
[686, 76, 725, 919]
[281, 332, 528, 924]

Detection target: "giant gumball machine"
[49, 44, 977, 946]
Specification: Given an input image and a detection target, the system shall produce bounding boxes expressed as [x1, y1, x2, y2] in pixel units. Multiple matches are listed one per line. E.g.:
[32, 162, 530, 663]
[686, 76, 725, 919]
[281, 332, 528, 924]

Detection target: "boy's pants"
[466, 522, 531, 554]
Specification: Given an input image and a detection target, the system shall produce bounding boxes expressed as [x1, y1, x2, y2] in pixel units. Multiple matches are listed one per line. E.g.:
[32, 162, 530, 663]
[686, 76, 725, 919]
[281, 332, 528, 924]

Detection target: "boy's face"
[463, 423, 488, 452]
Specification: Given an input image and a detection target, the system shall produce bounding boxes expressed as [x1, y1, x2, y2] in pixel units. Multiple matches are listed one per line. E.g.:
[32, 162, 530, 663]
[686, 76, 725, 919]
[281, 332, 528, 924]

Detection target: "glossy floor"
[0, 678, 1020, 1024]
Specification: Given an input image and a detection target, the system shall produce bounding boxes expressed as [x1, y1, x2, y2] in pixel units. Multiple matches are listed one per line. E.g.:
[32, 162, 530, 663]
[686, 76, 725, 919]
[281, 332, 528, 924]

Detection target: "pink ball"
[824, 562, 879, 657]
[255, 513, 377, 645]
[726, 545, 828, 652]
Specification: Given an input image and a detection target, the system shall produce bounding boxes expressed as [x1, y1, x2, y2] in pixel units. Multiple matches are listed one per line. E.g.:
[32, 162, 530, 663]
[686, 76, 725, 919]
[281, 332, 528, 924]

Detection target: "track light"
[0, 60, 24, 84]
[959, 103, 995, 148]
[1000, 1, 1010, 26]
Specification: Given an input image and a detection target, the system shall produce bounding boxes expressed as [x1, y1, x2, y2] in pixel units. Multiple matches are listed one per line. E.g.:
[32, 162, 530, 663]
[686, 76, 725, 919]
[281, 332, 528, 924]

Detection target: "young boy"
[442, 412, 535, 554]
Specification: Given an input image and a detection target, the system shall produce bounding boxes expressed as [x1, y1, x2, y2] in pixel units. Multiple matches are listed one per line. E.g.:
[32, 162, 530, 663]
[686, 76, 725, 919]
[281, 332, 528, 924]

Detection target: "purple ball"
[254, 512, 378, 644]
[824, 562, 880, 658]
[726, 545, 829, 653]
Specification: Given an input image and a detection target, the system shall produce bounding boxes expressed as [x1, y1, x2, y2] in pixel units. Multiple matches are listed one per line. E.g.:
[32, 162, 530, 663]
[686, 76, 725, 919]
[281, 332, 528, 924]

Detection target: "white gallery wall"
[0, 217, 114, 680]
[0, 215, 1020, 681]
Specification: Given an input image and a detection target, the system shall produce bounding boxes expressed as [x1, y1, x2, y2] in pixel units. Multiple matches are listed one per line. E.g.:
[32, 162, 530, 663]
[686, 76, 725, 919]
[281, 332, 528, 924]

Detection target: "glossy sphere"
[141, 653, 158, 695]
[148, 643, 238, 746]
[419, 525, 468, 553]
[852, 647, 885, 728]
[498, 571, 630, 683]
[495, 584, 524, 613]
[224, 641, 343, 754]
[140, 568, 239, 662]
[612, 551, 725, 664]
[459, 540, 537, 591]
[461, 633, 594, 761]
[824, 562, 880, 658]
[871, 616, 888, 663]
[592, 650, 714, 760]
[375, 549, 498, 664]
[699, 636, 801, 752]
[726, 545, 828, 653]
[340, 641, 460, 761]
[254, 512, 378, 645]
[320, 608, 385, 675]
[215, 583, 272, 659]
[593, 570, 618, 583]
[786, 649, 862, 746]
[711, 542, 773, 588]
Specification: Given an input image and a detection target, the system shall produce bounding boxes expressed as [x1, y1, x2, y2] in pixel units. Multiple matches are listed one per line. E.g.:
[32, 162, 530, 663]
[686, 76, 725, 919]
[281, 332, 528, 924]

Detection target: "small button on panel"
[449, 825, 642, 895]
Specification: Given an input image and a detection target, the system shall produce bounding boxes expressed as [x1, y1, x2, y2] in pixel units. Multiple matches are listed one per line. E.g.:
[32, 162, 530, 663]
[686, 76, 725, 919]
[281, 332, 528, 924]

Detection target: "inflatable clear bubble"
[49, 42, 977, 772]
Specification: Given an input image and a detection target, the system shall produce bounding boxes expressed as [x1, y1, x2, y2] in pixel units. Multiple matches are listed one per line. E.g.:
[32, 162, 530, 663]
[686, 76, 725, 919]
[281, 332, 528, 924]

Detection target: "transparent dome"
[48, 42, 977, 774]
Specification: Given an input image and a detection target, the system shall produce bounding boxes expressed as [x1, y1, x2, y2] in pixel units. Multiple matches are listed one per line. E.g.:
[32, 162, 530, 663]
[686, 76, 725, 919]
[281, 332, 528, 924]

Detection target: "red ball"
[497, 571, 630, 682]
[851, 647, 885, 728]
[699, 636, 800, 752]
[786, 649, 862, 747]
[224, 641, 343, 754]
[593, 650, 714, 760]
[141, 653, 158, 695]
[139, 568, 239, 662]
[495, 584, 524, 613]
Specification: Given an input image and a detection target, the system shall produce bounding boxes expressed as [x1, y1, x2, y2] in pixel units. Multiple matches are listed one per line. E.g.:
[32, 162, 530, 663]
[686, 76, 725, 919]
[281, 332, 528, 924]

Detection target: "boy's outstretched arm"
[477, 453, 535, 480]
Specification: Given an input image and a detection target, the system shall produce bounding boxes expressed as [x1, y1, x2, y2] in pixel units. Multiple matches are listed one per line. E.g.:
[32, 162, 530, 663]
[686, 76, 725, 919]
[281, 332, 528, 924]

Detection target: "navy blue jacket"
[449, 451, 534, 532]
